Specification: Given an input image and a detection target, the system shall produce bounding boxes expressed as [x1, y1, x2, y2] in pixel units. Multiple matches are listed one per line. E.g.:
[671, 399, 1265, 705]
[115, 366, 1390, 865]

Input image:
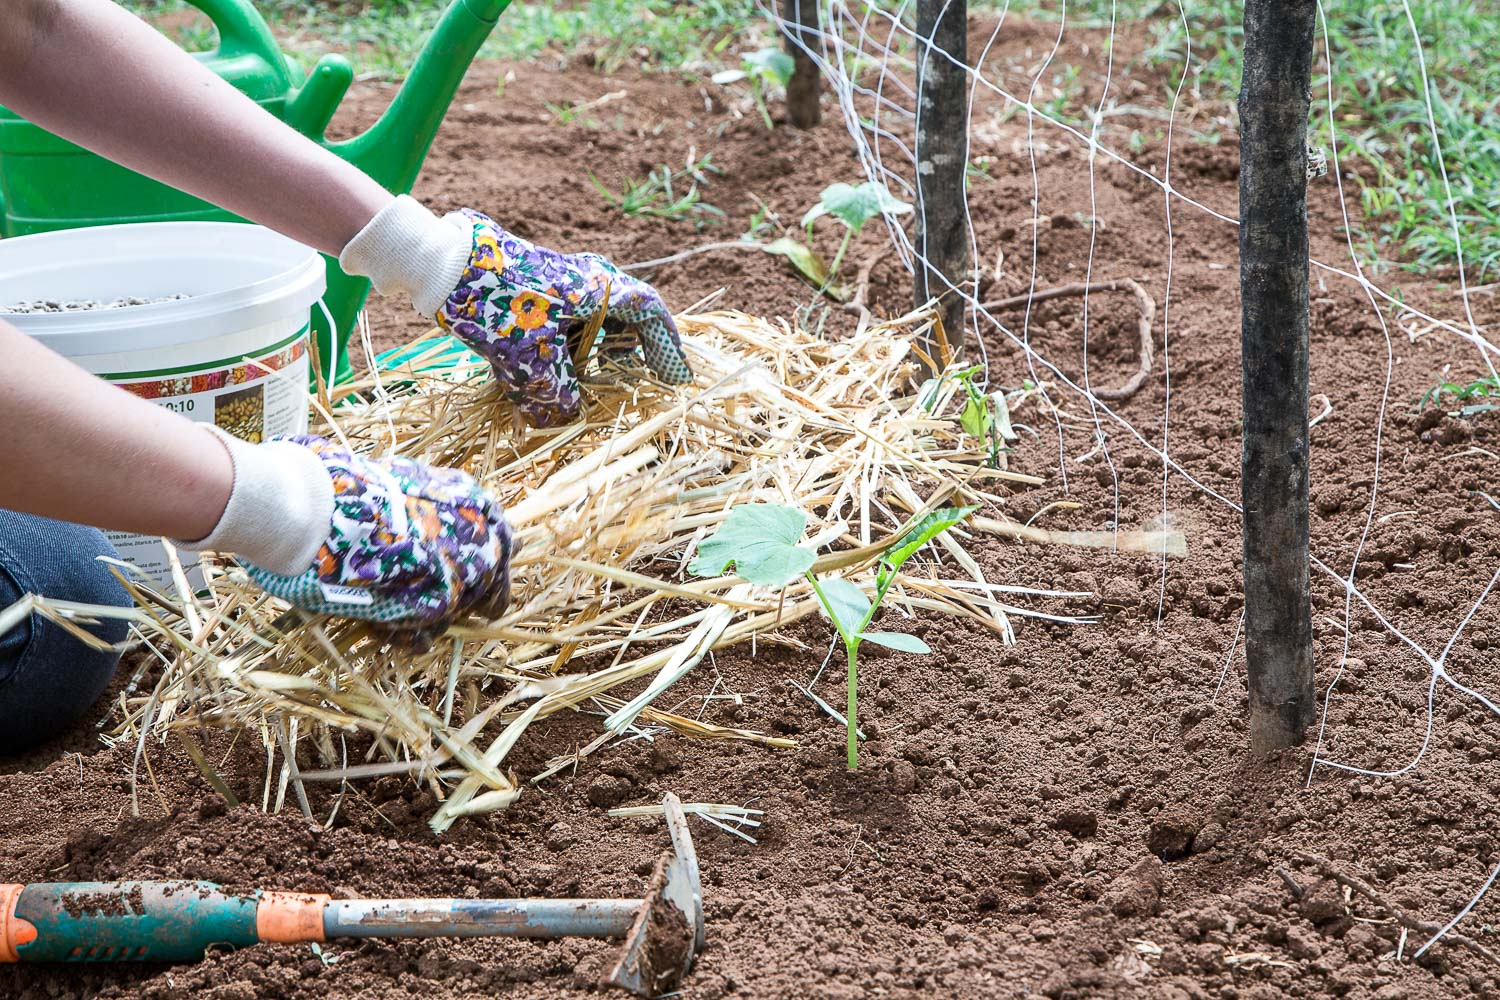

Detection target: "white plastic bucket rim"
[0, 221, 325, 357]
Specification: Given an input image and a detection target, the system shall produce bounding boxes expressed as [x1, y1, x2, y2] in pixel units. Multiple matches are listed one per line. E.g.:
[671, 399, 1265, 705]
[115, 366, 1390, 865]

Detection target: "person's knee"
[51, 524, 132, 634]
[0, 513, 131, 752]
[2, 513, 128, 604]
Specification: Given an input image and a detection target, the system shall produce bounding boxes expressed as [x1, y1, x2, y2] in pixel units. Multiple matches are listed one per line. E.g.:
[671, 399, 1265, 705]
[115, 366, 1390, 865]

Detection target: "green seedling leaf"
[711, 68, 748, 84]
[744, 47, 795, 87]
[859, 631, 931, 654]
[881, 506, 980, 576]
[801, 181, 913, 234]
[689, 503, 815, 587]
[918, 376, 944, 413]
[765, 236, 832, 288]
[817, 577, 871, 645]
[960, 393, 992, 440]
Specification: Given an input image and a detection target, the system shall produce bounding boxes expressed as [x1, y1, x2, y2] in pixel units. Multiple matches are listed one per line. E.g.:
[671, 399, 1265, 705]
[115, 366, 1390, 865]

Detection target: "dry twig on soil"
[1295, 851, 1500, 968]
[981, 279, 1156, 401]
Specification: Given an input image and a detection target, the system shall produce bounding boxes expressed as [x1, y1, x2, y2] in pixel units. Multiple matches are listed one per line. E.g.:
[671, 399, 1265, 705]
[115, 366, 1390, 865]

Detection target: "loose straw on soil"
[80, 309, 1180, 831]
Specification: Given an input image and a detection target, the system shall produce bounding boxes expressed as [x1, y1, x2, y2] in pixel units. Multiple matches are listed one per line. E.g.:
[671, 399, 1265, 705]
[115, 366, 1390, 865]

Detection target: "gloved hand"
[341, 196, 692, 426]
[177, 429, 512, 638]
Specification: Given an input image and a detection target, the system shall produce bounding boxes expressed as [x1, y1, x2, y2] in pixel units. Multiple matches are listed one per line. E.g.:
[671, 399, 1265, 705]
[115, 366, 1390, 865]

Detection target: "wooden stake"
[1239, 0, 1317, 753]
[914, 0, 969, 365]
[781, 0, 821, 129]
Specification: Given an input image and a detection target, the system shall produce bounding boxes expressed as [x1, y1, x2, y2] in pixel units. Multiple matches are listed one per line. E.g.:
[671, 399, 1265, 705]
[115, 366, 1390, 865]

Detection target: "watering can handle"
[184, 0, 294, 92]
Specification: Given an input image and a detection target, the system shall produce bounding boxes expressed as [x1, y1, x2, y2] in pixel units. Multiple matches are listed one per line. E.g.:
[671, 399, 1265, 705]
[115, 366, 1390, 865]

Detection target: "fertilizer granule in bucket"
[4, 293, 190, 313]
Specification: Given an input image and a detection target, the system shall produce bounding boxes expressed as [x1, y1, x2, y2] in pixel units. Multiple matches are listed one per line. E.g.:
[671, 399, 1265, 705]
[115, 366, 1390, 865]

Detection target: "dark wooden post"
[780, 0, 821, 128]
[914, 0, 969, 362]
[1239, 0, 1317, 753]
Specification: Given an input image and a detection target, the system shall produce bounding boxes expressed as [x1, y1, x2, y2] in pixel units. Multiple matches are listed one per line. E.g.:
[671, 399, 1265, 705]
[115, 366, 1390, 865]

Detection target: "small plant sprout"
[589, 153, 725, 226]
[743, 197, 780, 241]
[712, 47, 796, 130]
[965, 157, 996, 189]
[920, 365, 1017, 469]
[802, 181, 912, 299]
[690, 503, 976, 769]
[1420, 375, 1500, 417]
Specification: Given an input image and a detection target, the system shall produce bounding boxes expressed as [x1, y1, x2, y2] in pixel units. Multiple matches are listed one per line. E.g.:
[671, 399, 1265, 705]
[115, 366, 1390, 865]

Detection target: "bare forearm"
[0, 322, 232, 539]
[0, 0, 391, 255]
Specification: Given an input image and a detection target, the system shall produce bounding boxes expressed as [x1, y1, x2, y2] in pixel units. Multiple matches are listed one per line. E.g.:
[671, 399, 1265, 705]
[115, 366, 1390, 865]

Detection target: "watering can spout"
[330, 0, 513, 193]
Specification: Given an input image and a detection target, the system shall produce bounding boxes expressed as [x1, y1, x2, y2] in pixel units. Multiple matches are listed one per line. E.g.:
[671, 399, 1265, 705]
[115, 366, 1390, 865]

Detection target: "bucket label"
[110, 333, 309, 443]
[103, 329, 312, 587]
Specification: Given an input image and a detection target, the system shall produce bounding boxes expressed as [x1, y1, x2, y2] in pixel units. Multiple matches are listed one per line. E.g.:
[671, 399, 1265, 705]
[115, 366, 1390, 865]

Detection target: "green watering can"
[0, 0, 512, 386]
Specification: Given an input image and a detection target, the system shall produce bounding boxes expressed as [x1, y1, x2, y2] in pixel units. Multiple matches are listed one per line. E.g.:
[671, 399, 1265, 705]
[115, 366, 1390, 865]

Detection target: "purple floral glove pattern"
[436, 210, 692, 426]
[244, 435, 513, 635]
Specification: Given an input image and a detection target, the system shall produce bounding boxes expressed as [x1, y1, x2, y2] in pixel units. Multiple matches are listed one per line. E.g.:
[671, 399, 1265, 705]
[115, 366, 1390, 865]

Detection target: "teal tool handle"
[2, 882, 266, 962]
[0, 882, 648, 964]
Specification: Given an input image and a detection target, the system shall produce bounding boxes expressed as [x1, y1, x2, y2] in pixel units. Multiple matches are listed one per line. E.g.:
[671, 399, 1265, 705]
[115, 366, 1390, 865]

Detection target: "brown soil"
[58, 885, 145, 919]
[8, 20, 1500, 1000]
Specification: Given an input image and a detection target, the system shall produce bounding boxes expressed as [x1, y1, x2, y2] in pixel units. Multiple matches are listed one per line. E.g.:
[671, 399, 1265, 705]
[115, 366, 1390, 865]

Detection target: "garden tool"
[0, 793, 704, 998]
[0, 0, 514, 387]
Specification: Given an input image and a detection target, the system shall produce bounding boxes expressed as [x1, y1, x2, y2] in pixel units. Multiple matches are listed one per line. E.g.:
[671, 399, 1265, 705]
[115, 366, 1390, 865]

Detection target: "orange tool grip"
[0, 884, 38, 962]
[256, 891, 329, 944]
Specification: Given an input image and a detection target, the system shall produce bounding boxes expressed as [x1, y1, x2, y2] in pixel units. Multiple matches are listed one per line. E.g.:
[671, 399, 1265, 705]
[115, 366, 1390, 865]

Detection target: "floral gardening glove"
[179, 430, 513, 640]
[338, 195, 692, 427]
[434, 209, 693, 425]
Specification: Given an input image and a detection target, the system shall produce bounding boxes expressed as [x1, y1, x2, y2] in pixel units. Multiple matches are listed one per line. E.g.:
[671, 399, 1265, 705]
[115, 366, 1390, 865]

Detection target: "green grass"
[124, 0, 1500, 278]
[1421, 374, 1500, 414]
[589, 154, 726, 226]
[127, 0, 769, 79]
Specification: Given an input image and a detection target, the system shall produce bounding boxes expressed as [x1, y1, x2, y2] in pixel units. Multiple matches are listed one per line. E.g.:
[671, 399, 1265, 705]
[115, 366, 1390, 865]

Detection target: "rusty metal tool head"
[605, 792, 705, 996]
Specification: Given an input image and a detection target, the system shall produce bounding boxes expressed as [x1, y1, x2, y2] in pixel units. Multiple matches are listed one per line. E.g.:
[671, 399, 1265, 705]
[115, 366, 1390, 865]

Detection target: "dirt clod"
[1053, 809, 1099, 838]
[889, 759, 919, 794]
[1300, 880, 1348, 925]
[1147, 807, 1201, 861]
[585, 774, 632, 809]
[544, 821, 578, 852]
[1106, 857, 1164, 917]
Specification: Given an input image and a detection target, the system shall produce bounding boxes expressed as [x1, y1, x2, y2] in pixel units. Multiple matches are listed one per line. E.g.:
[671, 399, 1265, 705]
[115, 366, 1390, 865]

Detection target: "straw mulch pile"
[69, 309, 1175, 831]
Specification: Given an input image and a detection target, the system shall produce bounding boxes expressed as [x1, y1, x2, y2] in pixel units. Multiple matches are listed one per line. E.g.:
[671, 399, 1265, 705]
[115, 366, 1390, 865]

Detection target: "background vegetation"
[124, 0, 1500, 281]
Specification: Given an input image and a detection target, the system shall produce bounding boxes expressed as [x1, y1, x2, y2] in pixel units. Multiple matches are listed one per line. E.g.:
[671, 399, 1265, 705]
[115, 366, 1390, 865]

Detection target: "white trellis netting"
[773, 0, 1500, 959]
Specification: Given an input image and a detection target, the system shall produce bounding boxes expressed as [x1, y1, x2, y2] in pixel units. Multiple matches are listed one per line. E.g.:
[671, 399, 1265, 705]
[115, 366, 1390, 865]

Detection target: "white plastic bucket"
[0, 221, 325, 585]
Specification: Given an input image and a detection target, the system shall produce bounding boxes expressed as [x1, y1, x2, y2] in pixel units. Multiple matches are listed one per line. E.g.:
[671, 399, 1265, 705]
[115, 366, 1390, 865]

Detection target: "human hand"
[434, 209, 692, 425]
[179, 430, 512, 640]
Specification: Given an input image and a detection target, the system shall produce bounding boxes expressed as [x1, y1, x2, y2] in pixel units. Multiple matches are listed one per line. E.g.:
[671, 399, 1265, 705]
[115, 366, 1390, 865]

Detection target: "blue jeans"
[0, 511, 130, 753]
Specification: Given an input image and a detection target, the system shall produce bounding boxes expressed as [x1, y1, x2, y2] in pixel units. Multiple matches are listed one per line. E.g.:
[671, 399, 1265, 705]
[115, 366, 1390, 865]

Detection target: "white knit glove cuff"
[338, 194, 473, 317]
[174, 427, 334, 577]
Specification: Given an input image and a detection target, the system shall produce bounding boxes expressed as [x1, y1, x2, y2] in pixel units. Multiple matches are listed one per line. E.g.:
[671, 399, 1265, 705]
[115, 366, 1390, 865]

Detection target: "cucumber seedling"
[690, 503, 975, 769]
[801, 180, 912, 300]
[712, 47, 796, 131]
[921, 364, 1016, 469]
